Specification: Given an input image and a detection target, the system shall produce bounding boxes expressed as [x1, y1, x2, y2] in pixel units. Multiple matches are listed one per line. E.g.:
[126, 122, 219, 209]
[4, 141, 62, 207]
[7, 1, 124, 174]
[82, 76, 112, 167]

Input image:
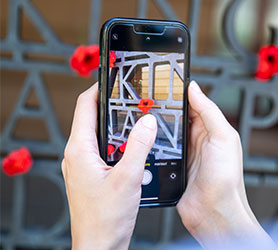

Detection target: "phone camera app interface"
[108, 50, 185, 200]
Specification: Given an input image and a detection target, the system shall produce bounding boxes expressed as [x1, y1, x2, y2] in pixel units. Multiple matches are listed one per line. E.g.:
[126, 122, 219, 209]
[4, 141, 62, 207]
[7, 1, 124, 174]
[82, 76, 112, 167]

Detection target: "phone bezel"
[98, 17, 190, 207]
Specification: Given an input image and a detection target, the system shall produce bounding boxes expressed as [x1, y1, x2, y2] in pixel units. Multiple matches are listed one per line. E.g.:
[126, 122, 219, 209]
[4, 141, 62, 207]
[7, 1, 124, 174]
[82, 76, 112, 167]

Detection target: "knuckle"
[220, 127, 241, 147]
[61, 159, 66, 177]
[63, 141, 77, 162]
[213, 126, 241, 145]
[63, 144, 71, 160]
[228, 127, 241, 143]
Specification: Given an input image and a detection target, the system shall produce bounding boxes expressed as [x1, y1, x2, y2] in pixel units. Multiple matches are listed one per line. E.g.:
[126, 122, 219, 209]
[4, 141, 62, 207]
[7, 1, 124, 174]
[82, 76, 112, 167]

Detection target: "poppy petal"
[108, 144, 115, 156]
[255, 45, 278, 82]
[119, 142, 127, 153]
[69, 45, 100, 77]
[2, 147, 33, 177]
[138, 99, 154, 113]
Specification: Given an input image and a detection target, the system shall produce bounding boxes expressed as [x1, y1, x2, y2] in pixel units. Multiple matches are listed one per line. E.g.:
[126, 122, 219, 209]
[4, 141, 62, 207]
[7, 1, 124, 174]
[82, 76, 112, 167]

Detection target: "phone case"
[98, 18, 190, 207]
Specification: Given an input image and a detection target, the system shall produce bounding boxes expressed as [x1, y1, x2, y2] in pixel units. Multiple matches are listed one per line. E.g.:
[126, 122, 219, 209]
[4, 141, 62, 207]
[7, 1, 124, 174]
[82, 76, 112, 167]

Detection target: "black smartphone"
[98, 18, 190, 207]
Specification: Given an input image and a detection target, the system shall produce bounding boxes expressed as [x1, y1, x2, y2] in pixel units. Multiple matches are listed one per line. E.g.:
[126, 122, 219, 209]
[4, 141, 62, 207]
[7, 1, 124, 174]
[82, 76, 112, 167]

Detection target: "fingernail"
[141, 114, 157, 130]
[190, 81, 202, 93]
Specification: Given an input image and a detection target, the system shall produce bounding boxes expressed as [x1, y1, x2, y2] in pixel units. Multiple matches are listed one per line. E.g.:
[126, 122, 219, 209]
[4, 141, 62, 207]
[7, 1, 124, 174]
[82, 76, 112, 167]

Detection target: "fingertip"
[140, 114, 157, 130]
[128, 114, 157, 149]
[82, 82, 98, 101]
[188, 80, 205, 112]
[76, 82, 98, 106]
[188, 81, 231, 135]
[189, 80, 202, 94]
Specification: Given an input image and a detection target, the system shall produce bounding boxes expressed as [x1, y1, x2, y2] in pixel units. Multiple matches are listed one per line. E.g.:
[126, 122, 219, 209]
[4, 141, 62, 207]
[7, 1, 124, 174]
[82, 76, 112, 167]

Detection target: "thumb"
[115, 114, 157, 186]
[188, 81, 232, 136]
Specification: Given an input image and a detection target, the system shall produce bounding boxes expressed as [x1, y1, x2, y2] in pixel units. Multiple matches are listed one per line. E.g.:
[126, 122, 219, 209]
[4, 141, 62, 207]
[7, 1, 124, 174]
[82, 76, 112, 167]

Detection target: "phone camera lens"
[112, 33, 118, 40]
[177, 37, 183, 43]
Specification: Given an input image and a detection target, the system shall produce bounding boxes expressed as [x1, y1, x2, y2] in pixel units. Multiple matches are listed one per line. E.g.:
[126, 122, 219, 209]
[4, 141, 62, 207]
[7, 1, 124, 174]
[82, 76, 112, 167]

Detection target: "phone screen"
[103, 22, 189, 203]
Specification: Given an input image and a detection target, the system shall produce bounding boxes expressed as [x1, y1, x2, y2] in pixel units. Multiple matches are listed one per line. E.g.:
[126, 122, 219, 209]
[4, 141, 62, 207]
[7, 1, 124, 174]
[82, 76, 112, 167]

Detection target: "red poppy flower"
[255, 45, 278, 82]
[119, 142, 127, 153]
[110, 51, 116, 68]
[70, 45, 99, 77]
[108, 144, 115, 156]
[70, 45, 116, 77]
[2, 147, 33, 177]
[138, 98, 154, 113]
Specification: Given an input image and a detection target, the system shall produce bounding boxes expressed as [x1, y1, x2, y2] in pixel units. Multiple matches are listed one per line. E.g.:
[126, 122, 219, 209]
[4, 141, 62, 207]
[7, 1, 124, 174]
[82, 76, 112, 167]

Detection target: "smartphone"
[98, 18, 190, 207]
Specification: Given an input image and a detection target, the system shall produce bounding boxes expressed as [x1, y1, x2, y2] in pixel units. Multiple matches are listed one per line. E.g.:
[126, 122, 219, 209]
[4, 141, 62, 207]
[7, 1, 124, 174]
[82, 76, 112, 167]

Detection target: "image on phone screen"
[107, 50, 185, 201]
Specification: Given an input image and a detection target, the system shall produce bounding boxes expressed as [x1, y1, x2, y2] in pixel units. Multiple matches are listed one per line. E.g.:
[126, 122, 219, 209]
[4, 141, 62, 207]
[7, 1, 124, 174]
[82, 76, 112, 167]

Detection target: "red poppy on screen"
[119, 142, 127, 153]
[255, 45, 278, 82]
[70, 45, 116, 77]
[2, 147, 33, 177]
[138, 98, 154, 113]
[110, 51, 116, 68]
[108, 144, 115, 156]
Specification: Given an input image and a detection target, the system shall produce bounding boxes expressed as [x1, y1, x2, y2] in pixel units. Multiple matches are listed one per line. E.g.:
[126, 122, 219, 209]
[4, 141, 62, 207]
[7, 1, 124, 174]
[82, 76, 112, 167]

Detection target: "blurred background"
[0, 0, 278, 249]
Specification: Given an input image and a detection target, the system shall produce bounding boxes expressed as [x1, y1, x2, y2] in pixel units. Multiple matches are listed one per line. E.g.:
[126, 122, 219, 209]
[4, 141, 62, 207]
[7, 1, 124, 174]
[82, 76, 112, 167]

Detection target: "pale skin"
[62, 81, 276, 249]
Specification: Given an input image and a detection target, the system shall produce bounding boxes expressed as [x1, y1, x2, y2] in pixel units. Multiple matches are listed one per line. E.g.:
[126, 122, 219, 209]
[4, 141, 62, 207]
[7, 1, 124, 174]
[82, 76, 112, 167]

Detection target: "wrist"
[182, 192, 275, 248]
[191, 201, 254, 247]
[72, 233, 130, 250]
[71, 223, 132, 250]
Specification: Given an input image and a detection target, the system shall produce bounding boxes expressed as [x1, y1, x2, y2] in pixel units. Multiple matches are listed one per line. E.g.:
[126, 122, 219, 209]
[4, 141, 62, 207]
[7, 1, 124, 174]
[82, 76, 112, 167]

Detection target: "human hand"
[62, 83, 157, 250]
[177, 81, 275, 248]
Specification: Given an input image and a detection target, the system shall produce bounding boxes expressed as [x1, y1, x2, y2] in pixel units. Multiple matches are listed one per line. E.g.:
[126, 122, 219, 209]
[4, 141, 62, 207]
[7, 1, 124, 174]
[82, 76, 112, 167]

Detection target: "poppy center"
[267, 55, 274, 63]
[143, 101, 148, 106]
[84, 55, 92, 62]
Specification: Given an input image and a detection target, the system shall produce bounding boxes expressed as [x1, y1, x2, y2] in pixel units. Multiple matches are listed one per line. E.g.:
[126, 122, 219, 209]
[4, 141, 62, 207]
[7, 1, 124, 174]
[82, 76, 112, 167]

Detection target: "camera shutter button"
[142, 170, 152, 185]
